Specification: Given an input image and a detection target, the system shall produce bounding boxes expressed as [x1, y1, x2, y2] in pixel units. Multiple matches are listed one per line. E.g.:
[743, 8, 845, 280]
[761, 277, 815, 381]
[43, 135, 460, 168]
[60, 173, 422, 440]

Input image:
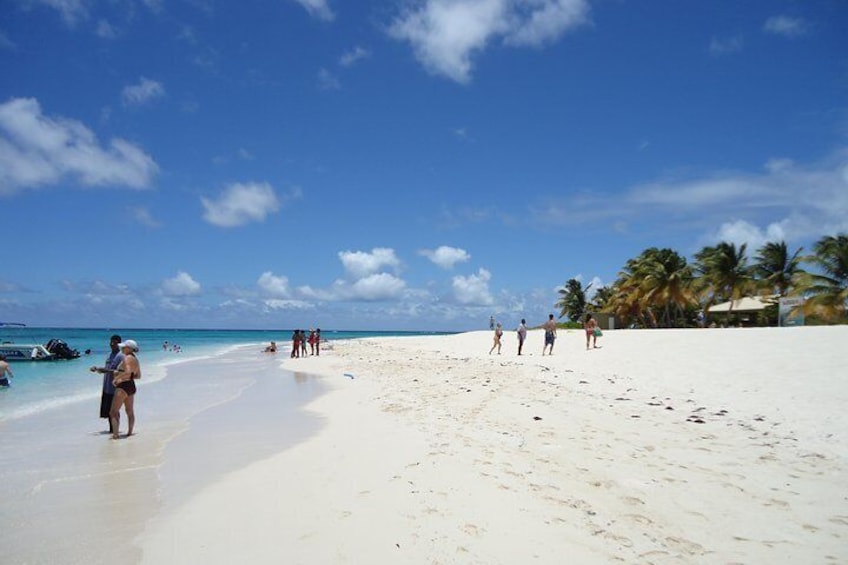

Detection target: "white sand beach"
[139, 327, 848, 564]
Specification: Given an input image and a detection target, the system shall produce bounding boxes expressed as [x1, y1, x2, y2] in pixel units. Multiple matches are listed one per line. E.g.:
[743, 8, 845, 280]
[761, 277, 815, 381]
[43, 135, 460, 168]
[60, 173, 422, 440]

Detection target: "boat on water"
[0, 343, 55, 361]
[0, 323, 80, 362]
[0, 340, 81, 362]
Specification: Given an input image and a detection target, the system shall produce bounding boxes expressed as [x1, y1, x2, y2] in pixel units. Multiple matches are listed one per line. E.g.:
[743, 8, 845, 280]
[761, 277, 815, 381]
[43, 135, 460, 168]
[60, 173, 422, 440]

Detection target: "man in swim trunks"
[0, 354, 14, 386]
[543, 314, 557, 355]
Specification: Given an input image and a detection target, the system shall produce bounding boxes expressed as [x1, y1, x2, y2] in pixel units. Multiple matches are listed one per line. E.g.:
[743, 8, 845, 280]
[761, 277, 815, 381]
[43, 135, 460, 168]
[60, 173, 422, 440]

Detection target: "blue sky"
[1, 0, 846, 330]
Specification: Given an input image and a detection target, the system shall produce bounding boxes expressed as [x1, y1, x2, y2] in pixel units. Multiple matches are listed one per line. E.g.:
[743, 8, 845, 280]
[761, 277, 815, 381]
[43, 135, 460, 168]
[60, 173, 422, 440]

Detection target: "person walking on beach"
[543, 314, 557, 355]
[489, 322, 503, 355]
[584, 313, 599, 350]
[0, 354, 14, 387]
[517, 319, 528, 355]
[110, 340, 140, 439]
[315, 328, 321, 356]
[89, 334, 124, 433]
[489, 315, 495, 330]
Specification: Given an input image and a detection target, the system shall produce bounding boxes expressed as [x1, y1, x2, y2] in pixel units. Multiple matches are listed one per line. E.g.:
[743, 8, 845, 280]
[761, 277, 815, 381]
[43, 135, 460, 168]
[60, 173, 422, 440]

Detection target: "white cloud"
[96, 19, 118, 39]
[296, 272, 408, 302]
[178, 26, 198, 45]
[291, 0, 334, 21]
[0, 97, 158, 194]
[130, 206, 162, 228]
[708, 219, 788, 251]
[350, 273, 407, 301]
[339, 248, 400, 279]
[297, 284, 336, 302]
[452, 268, 493, 305]
[263, 299, 314, 311]
[340, 46, 371, 67]
[122, 77, 166, 106]
[631, 152, 848, 237]
[388, 0, 589, 83]
[31, 0, 88, 26]
[257, 272, 291, 298]
[0, 31, 16, 51]
[237, 148, 254, 160]
[763, 15, 808, 38]
[529, 149, 848, 249]
[317, 68, 341, 90]
[161, 271, 202, 297]
[142, 0, 164, 13]
[420, 245, 471, 269]
[709, 35, 743, 55]
[201, 182, 282, 228]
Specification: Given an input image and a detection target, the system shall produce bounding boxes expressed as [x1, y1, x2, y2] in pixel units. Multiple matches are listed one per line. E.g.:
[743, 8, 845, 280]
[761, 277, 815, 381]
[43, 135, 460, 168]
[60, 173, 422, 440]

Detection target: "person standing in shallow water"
[89, 334, 124, 434]
[0, 354, 14, 386]
[542, 314, 557, 355]
[291, 330, 300, 358]
[517, 319, 528, 355]
[300, 330, 308, 357]
[315, 328, 321, 356]
[110, 340, 140, 439]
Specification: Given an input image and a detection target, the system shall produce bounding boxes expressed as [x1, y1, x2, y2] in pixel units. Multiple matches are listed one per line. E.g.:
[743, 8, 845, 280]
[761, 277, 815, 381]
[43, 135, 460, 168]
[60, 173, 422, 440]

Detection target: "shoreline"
[0, 343, 327, 565]
[138, 326, 848, 563]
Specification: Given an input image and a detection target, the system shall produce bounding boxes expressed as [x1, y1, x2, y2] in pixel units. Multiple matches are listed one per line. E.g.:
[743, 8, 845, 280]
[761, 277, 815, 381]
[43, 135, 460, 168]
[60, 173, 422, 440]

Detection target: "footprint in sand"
[623, 513, 653, 526]
[829, 516, 848, 526]
[639, 550, 671, 560]
[664, 536, 704, 555]
[461, 523, 482, 537]
[621, 496, 645, 506]
[602, 532, 634, 548]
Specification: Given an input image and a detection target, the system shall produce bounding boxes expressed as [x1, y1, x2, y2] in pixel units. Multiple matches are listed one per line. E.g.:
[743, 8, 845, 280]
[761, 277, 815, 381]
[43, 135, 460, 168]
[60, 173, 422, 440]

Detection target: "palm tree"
[590, 285, 616, 312]
[797, 234, 848, 322]
[555, 278, 591, 321]
[608, 248, 694, 327]
[694, 242, 754, 318]
[753, 241, 804, 297]
[637, 248, 696, 327]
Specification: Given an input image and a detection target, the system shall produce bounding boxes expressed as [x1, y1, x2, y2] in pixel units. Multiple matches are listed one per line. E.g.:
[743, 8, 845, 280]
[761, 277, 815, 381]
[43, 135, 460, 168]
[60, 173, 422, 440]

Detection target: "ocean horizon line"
[2, 326, 459, 334]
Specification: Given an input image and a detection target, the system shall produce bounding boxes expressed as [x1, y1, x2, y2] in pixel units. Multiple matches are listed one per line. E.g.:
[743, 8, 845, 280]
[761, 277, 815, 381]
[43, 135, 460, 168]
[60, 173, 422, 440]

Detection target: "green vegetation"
[554, 234, 847, 327]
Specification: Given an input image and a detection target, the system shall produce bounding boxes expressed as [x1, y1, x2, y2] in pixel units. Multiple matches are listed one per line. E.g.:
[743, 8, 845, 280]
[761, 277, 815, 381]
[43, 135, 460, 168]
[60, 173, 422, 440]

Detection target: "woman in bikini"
[110, 339, 141, 439]
[489, 322, 503, 355]
[584, 313, 599, 350]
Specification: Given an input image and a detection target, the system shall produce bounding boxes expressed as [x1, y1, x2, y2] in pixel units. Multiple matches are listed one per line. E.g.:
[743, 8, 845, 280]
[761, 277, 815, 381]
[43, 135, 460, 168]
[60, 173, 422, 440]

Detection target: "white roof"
[708, 295, 777, 313]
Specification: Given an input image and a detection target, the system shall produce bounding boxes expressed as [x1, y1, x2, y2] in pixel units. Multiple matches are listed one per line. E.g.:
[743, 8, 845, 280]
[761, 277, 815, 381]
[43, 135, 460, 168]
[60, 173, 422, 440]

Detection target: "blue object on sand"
[343, 373, 355, 379]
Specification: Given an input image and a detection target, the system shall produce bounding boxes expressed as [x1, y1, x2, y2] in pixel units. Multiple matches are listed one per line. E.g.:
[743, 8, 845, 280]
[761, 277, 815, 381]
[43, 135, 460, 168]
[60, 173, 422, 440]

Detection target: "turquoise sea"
[0, 327, 447, 422]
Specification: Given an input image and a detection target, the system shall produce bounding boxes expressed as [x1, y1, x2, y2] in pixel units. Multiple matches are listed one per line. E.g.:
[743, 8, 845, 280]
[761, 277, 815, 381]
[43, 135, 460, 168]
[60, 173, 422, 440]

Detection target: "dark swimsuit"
[117, 379, 136, 395]
[116, 358, 138, 395]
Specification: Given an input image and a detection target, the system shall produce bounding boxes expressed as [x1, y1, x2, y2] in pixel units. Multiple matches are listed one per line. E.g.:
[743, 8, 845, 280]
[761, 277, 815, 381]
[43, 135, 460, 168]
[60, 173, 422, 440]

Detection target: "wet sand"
[0, 344, 324, 565]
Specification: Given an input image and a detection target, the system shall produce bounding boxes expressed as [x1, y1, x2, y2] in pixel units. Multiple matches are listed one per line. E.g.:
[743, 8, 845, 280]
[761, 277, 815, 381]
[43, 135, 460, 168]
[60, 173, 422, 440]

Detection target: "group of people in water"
[489, 313, 602, 355]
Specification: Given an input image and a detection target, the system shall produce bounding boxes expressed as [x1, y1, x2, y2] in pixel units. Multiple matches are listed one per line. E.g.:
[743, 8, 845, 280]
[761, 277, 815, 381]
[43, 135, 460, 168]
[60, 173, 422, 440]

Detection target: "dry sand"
[139, 327, 848, 564]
